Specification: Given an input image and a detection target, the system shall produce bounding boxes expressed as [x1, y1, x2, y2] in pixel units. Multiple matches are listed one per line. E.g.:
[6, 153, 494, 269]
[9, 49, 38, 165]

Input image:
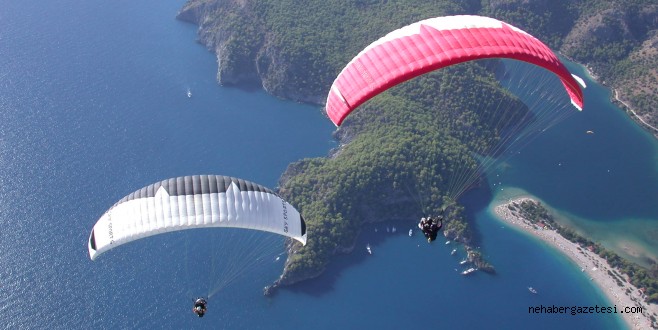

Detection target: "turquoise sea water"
[491, 60, 658, 264]
[0, 1, 654, 329]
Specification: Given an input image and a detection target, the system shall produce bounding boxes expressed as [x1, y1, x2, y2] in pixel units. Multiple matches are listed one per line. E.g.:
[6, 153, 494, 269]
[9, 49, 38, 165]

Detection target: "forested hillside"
[178, 0, 657, 132]
[176, 0, 658, 287]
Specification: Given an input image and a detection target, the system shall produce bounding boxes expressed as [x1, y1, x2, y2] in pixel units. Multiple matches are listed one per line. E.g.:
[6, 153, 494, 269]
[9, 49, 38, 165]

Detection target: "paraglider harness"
[193, 298, 207, 318]
[419, 209, 444, 243]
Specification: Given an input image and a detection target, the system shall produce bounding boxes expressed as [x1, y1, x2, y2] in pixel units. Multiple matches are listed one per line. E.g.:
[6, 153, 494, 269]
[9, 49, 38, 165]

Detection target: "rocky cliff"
[175, 0, 658, 289]
[177, 0, 326, 103]
[178, 0, 658, 136]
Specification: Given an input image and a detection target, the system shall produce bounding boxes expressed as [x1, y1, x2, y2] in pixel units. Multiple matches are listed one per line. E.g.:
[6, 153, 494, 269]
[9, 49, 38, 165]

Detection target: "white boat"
[451, 248, 457, 255]
[459, 259, 468, 265]
[392, 226, 396, 233]
[186, 89, 192, 98]
[445, 240, 451, 245]
[408, 229, 413, 236]
[528, 287, 538, 294]
[461, 268, 476, 275]
[366, 244, 372, 255]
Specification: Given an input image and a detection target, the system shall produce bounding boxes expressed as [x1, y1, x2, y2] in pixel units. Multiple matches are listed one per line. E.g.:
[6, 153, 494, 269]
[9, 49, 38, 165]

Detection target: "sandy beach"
[493, 197, 658, 330]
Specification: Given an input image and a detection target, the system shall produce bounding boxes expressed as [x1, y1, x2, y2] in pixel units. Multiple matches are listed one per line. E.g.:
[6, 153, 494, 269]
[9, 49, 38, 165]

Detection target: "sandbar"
[493, 197, 658, 329]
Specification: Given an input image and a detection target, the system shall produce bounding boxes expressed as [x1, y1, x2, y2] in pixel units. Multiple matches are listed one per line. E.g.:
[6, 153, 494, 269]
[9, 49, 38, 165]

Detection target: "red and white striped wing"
[326, 15, 585, 126]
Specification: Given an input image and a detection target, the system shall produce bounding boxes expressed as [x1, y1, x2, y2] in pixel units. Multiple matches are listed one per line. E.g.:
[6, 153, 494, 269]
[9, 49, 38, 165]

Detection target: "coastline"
[614, 90, 658, 135]
[493, 197, 658, 330]
[561, 53, 658, 140]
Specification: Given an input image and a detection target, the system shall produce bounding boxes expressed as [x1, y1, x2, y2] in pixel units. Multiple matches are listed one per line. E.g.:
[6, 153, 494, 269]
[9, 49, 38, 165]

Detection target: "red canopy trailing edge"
[325, 15, 585, 126]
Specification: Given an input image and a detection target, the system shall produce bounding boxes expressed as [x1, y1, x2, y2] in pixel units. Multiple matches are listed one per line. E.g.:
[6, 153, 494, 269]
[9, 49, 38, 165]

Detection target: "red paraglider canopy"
[325, 15, 585, 126]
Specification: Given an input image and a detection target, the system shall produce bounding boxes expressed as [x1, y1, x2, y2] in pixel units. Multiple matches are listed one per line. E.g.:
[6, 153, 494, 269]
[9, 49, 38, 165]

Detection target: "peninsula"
[176, 0, 658, 299]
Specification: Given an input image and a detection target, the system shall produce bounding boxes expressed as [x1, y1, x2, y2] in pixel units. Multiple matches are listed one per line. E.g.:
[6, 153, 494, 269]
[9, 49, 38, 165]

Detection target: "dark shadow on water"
[282, 218, 418, 297]
[221, 80, 264, 93]
[456, 180, 495, 247]
[283, 185, 496, 297]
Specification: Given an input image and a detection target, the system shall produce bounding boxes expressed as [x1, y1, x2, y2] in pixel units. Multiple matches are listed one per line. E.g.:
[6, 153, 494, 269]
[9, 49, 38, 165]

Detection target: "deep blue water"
[1, 1, 654, 329]
[498, 62, 658, 221]
[491, 60, 658, 264]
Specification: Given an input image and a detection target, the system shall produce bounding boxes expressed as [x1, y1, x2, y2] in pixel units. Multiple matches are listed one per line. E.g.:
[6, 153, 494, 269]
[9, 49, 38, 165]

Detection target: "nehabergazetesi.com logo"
[528, 304, 643, 315]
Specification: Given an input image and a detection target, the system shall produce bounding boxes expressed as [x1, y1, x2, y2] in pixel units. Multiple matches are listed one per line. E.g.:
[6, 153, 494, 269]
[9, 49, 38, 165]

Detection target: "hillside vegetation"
[178, 0, 658, 131]
[177, 0, 658, 286]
